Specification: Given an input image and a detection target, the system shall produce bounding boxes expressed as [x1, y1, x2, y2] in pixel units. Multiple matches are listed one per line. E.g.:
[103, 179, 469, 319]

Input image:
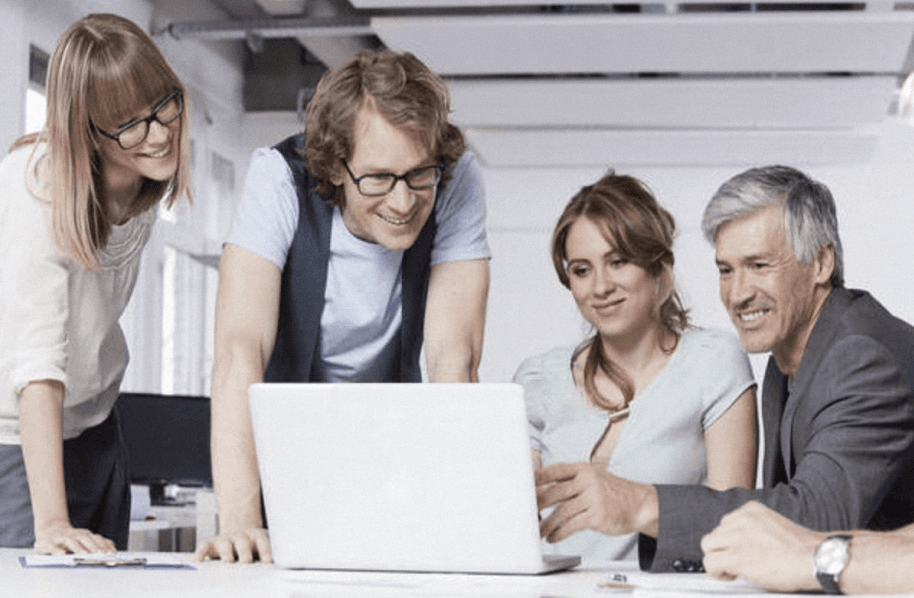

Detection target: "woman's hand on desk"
[193, 528, 272, 564]
[34, 522, 116, 555]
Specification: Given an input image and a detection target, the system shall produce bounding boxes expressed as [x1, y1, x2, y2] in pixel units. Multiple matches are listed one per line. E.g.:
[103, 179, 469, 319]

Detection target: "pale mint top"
[514, 327, 755, 564]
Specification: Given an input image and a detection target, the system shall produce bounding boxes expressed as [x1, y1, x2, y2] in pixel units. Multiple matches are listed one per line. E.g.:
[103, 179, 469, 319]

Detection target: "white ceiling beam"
[254, 0, 307, 15]
[448, 76, 898, 129]
[465, 128, 881, 167]
[372, 12, 914, 75]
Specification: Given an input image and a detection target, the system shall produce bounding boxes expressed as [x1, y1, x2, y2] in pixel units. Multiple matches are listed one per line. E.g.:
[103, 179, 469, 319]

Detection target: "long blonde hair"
[11, 13, 191, 270]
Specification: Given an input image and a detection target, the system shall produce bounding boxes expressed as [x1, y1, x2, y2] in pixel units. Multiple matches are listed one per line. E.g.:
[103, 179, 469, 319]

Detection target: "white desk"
[1, 549, 788, 598]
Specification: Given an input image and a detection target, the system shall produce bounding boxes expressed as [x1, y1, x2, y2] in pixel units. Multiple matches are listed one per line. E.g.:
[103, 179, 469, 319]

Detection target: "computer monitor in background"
[117, 392, 212, 505]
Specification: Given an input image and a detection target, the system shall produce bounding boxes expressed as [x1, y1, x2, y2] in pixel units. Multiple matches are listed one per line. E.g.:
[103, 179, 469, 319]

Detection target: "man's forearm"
[424, 260, 487, 383]
[210, 351, 267, 532]
[211, 432, 264, 532]
[839, 530, 914, 594]
[426, 347, 479, 382]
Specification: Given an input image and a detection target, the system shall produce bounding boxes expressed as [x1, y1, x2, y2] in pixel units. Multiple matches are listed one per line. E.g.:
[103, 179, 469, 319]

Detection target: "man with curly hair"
[197, 50, 490, 563]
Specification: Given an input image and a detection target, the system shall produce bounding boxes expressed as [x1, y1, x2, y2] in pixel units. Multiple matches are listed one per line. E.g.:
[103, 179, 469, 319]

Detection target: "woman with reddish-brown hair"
[515, 171, 757, 564]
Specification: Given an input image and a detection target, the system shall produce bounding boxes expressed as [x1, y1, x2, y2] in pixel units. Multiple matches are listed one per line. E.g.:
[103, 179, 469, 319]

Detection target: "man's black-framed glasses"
[94, 90, 183, 150]
[342, 159, 444, 197]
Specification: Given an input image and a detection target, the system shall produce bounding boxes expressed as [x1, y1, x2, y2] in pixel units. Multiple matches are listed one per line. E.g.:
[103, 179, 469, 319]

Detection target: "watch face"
[815, 536, 850, 575]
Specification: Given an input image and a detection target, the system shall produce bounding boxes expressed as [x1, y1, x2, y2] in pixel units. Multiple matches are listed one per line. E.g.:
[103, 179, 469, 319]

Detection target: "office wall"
[0, 0, 151, 151]
[0, 0, 27, 152]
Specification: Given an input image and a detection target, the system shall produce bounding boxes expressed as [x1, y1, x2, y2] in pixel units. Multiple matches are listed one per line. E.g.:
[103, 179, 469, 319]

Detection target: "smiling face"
[714, 205, 832, 374]
[95, 93, 182, 187]
[333, 103, 437, 250]
[565, 216, 662, 344]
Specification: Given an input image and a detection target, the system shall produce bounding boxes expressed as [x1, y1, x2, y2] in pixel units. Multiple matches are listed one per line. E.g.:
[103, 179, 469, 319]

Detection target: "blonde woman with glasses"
[0, 13, 191, 553]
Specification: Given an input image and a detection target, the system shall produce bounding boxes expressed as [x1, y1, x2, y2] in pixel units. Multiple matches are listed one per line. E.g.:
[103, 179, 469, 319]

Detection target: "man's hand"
[194, 528, 272, 564]
[535, 462, 658, 542]
[701, 501, 823, 592]
[34, 521, 116, 555]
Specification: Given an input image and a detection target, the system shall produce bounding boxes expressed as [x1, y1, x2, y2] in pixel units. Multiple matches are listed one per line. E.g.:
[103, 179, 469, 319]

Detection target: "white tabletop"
[1, 549, 776, 598]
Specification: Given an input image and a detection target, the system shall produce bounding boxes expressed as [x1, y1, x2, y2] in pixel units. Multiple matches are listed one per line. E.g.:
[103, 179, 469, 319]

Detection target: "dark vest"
[263, 134, 437, 383]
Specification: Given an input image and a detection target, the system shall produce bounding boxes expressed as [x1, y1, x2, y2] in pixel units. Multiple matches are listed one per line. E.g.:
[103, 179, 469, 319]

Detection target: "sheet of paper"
[598, 569, 768, 596]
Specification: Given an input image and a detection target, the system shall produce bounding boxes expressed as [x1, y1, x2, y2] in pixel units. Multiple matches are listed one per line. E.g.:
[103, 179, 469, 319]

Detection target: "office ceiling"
[165, 0, 914, 167]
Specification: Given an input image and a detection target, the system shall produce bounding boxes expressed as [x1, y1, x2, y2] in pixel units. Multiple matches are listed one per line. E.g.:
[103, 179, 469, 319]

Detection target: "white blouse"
[0, 144, 156, 443]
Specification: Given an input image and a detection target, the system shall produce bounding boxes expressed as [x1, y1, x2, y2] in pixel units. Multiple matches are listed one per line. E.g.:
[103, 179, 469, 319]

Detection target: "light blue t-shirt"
[227, 148, 490, 381]
[514, 328, 756, 564]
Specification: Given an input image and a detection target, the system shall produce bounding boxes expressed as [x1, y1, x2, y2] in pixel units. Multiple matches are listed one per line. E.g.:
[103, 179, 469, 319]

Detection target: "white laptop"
[248, 382, 580, 575]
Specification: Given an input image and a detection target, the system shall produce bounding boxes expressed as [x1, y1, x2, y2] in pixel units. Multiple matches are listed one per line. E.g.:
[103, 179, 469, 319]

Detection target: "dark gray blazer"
[640, 287, 914, 572]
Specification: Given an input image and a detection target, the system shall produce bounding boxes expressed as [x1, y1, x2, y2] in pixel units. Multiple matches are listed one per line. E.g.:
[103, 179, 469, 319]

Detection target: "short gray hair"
[701, 165, 844, 287]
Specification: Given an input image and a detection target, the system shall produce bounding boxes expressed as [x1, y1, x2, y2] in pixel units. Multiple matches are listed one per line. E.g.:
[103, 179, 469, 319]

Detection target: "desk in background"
[127, 485, 218, 553]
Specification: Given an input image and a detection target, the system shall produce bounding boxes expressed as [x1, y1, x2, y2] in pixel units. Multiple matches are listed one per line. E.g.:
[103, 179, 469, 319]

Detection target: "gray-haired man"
[536, 165, 914, 589]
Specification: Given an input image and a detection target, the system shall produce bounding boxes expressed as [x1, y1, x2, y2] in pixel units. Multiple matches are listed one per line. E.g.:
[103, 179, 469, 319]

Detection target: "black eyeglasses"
[94, 90, 183, 150]
[342, 159, 444, 197]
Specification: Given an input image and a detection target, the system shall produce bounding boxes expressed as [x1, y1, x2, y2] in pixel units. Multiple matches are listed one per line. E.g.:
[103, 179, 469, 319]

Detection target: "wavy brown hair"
[11, 13, 191, 270]
[303, 49, 465, 206]
[551, 172, 689, 411]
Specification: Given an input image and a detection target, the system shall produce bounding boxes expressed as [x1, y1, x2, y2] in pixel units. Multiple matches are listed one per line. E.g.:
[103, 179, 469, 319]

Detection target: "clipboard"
[19, 553, 196, 570]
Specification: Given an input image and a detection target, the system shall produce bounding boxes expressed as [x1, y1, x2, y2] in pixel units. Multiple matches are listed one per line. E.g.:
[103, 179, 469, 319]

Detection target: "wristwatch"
[814, 534, 852, 594]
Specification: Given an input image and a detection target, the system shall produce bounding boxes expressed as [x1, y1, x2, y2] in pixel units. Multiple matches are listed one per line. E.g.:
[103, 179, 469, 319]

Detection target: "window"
[161, 245, 217, 396]
[24, 44, 48, 134]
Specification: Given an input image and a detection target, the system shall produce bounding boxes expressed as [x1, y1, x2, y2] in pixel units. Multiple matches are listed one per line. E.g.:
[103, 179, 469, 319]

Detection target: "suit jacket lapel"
[762, 358, 789, 486]
[781, 376, 799, 478]
[772, 288, 849, 481]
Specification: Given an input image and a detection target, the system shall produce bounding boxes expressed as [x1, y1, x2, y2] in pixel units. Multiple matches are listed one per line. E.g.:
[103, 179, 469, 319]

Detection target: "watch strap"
[817, 570, 842, 595]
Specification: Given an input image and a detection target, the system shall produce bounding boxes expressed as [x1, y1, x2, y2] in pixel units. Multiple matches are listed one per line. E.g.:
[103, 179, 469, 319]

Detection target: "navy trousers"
[0, 406, 131, 549]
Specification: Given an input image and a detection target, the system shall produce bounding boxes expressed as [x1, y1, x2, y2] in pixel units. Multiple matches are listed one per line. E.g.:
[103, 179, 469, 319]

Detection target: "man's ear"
[813, 243, 836, 286]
